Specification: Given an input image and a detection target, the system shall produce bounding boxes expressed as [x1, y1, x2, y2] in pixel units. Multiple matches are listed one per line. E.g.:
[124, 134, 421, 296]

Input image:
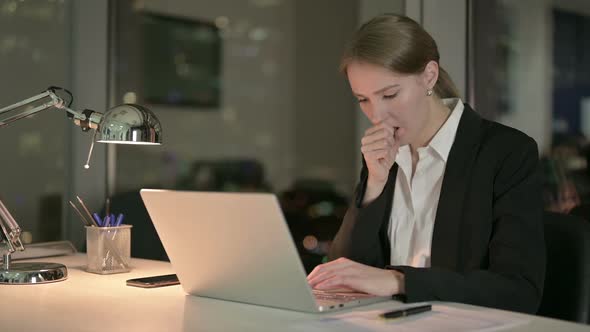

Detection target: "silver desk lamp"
[0, 87, 162, 284]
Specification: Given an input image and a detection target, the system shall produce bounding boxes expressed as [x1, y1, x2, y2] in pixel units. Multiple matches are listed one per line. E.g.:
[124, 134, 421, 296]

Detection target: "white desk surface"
[1, 254, 587, 332]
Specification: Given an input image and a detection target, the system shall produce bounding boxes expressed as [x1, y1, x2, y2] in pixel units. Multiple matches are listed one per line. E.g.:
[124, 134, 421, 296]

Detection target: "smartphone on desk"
[126, 274, 180, 288]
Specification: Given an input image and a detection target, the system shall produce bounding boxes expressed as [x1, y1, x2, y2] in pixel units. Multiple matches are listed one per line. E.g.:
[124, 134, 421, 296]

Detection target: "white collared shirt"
[388, 98, 464, 267]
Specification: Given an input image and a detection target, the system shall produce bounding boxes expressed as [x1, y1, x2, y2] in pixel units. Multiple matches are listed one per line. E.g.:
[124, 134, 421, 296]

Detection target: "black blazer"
[328, 104, 545, 314]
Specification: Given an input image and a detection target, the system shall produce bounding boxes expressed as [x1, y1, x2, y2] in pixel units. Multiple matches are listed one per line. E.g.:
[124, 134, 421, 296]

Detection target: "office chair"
[537, 211, 590, 324]
[102, 189, 169, 261]
[279, 179, 348, 273]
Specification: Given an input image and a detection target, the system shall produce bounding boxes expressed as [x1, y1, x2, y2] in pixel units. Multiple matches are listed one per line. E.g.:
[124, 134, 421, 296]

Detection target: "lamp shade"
[97, 104, 162, 144]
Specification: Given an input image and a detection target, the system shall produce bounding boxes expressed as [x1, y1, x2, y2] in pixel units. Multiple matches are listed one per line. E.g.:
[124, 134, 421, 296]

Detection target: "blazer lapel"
[431, 104, 483, 269]
[380, 164, 398, 264]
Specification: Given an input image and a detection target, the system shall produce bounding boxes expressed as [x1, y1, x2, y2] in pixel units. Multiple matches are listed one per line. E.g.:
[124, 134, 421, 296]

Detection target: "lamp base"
[0, 262, 67, 284]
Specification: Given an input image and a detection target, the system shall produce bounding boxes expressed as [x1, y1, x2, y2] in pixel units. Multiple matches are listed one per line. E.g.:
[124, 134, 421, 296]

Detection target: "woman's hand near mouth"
[360, 117, 403, 206]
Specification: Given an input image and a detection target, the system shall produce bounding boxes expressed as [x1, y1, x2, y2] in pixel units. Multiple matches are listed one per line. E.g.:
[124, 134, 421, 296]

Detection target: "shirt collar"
[428, 98, 464, 163]
[394, 98, 464, 173]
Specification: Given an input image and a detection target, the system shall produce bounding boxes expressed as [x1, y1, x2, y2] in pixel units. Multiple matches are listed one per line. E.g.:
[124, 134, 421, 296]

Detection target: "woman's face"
[346, 61, 435, 147]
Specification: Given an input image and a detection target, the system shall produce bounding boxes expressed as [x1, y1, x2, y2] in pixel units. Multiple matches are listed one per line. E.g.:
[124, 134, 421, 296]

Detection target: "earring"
[426, 89, 433, 96]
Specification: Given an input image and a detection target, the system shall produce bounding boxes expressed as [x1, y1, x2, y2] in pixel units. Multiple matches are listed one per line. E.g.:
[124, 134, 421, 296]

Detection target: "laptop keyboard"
[312, 290, 369, 302]
[312, 290, 385, 310]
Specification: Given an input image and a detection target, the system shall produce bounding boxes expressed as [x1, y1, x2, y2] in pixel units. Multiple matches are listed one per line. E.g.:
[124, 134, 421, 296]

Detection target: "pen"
[380, 304, 432, 319]
[69, 200, 91, 226]
[77, 196, 98, 227]
[115, 213, 124, 226]
[105, 197, 110, 221]
[93, 213, 103, 227]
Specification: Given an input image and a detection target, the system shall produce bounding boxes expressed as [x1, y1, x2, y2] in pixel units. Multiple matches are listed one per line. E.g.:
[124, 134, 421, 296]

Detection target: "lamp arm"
[0, 198, 24, 255]
[0, 89, 101, 129]
[0, 88, 100, 255]
[0, 90, 51, 113]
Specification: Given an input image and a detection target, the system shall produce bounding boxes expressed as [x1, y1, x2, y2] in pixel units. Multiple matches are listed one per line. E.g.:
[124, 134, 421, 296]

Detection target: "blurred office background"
[0, 0, 589, 271]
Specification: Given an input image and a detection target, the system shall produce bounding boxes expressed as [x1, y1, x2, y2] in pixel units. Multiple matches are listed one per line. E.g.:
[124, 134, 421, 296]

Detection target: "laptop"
[139, 189, 390, 312]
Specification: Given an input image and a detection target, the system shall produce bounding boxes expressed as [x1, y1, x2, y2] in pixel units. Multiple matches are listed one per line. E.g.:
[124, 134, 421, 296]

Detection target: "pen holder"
[86, 225, 132, 274]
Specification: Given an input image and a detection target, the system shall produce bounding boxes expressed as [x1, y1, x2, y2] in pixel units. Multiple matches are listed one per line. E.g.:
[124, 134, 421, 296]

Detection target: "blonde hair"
[340, 14, 460, 99]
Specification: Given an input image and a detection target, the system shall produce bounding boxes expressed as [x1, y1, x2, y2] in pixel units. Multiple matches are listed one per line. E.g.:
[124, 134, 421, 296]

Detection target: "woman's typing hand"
[307, 257, 404, 297]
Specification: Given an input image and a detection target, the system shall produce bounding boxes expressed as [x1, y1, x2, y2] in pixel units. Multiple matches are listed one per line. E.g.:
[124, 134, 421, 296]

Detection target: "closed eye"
[383, 93, 398, 100]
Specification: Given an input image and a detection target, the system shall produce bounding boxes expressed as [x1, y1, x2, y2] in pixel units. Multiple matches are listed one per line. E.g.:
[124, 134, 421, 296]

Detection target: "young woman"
[307, 14, 545, 314]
